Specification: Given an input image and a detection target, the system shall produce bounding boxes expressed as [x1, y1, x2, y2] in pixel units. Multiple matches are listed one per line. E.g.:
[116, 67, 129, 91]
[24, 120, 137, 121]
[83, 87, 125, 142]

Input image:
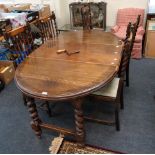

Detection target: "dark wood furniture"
[86, 22, 133, 130]
[69, 2, 107, 30]
[87, 41, 131, 131]
[36, 12, 58, 43]
[3, 25, 34, 53]
[15, 30, 123, 145]
[126, 15, 141, 87]
[81, 4, 92, 30]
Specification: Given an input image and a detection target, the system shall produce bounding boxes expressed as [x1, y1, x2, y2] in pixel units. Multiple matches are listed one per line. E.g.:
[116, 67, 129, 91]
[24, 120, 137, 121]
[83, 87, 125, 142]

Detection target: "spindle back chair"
[3, 24, 34, 54]
[39, 12, 58, 43]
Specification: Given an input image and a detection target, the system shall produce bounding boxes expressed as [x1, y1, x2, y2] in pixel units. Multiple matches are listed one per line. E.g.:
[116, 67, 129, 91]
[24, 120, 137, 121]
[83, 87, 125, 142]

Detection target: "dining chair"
[81, 4, 92, 30]
[124, 22, 132, 43]
[38, 11, 58, 43]
[85, 40, 131, 131]
[126, 15, 141, 87]
[111, 8, 145, 59]
[3, 24, 34, 55]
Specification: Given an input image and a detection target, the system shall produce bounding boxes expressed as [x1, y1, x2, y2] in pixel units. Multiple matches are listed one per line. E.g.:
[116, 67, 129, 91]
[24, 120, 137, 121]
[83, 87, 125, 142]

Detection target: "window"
[0, 0, 15, 4]
[149, 0, 155, 13]
[149, 0, 155, 6]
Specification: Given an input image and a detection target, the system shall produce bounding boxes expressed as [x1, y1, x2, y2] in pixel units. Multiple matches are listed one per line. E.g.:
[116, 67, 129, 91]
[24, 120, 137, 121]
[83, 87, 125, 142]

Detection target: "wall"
[1, 0, 149, 27]
[67, 0, 149, 26]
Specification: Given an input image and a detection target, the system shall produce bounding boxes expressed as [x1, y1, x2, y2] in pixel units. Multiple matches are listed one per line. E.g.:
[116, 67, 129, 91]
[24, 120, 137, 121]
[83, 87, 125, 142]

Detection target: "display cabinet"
[69, 2, 107, 30]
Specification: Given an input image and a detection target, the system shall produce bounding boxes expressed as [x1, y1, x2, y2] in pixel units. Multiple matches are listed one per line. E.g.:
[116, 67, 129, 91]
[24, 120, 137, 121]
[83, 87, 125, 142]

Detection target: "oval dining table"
[15, 30, 123, 145]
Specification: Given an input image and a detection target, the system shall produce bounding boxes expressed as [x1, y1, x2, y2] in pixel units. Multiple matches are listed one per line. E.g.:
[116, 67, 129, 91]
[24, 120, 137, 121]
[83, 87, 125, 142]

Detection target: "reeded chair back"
[118, 41, 132, 78]
[125, 15, 141, 87]
[124, 22, 132, 43]
[81, 4, 92, 30]
[3, 24, 34, 53]
[39, 12, 58, 43]
[130, 15, 141, 53]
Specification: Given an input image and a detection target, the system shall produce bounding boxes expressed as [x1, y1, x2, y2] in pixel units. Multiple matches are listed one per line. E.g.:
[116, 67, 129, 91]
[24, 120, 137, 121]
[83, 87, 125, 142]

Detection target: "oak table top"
[15, 30, 123, 101]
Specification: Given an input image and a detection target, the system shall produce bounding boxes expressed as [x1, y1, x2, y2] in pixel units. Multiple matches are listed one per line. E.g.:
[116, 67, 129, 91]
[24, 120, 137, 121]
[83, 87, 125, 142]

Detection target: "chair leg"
[23, 93, 27, 106]
[115, 105, 120, 131]
[44, 101, 52, 117]
[120, 84, 124, 110]
[126, 65, 129, 87]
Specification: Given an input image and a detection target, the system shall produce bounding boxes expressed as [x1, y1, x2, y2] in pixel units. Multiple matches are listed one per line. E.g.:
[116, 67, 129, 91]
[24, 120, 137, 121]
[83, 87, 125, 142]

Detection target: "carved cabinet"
[69, 2, 107, 30]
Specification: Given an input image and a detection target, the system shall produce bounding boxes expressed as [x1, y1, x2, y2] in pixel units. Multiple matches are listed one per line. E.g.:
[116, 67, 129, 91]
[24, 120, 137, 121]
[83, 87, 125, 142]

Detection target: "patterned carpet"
[50, 140, 120, 154]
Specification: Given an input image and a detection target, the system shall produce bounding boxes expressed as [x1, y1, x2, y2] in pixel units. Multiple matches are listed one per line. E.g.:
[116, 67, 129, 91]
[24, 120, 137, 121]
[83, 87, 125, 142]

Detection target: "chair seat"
[92, 78, 120, 98]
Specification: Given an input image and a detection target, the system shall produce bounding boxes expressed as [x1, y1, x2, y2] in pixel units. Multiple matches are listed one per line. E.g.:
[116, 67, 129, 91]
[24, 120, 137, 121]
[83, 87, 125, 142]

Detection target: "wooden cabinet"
[69, 2, 107, 30]
[145, 20, 155, 58]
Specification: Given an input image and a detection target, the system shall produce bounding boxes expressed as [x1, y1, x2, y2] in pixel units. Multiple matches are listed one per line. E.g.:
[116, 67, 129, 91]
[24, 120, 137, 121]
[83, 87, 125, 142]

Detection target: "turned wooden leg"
[73, 99, 85, 146]
[23, 93, 27, 106]
[27, 97, 42, 138]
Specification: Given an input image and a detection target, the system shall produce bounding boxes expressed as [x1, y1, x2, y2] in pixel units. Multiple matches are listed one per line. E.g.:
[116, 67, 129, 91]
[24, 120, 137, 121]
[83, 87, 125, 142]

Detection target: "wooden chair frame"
[38, 12, 58, 43]
[126, 15, 141, 87]
[3, 24, 34, 54]
[86, 41, 131, 131]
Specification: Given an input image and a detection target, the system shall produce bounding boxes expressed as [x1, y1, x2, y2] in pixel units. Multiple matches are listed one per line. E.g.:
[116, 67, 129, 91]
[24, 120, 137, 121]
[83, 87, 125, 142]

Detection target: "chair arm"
[137, 26, 145, 36]
[111, 25, 120, 33]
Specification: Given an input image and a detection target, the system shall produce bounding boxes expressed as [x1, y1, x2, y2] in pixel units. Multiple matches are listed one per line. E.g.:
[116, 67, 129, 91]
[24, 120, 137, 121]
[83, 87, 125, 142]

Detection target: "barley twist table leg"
[26, 97, 42, 138]
[73, 99, 85, 146]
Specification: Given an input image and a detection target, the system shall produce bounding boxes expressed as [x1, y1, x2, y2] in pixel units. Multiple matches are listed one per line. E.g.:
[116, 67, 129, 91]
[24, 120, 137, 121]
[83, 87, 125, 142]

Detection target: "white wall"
[1, 0, 149, 26]
[67, 0, 149, 26]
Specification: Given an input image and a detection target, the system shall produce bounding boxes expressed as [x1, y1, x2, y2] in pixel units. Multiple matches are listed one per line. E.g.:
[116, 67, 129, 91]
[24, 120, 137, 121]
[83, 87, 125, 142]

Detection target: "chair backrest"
[118, 15, 141, 78]
[39, 12, 58, 42]
[3, 24, 34, 53]
[81, 4, 92, 30]
[129, 15, 141, 53]
[124, 22, 132, 43]
[118, 41, 131, 78]
[116, 8, 144, 27]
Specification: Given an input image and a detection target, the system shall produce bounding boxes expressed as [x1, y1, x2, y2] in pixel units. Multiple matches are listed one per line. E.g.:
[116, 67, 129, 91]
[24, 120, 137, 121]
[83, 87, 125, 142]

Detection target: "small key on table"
[57, 49, 66, 54]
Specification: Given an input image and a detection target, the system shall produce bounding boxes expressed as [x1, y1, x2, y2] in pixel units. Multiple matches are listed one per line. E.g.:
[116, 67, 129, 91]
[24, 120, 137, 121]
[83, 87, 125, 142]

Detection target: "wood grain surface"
[15, 30, 123, 101]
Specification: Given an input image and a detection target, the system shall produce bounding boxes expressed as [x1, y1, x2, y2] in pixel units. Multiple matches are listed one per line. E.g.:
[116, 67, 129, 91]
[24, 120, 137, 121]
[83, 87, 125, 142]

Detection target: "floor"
[0, 59, 155, 154]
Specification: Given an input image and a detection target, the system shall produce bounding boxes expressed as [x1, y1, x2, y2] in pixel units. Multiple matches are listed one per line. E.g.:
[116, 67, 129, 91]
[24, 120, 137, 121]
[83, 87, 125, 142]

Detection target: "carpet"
[1, 59, 155, 153]
[49, 137, 121, 154]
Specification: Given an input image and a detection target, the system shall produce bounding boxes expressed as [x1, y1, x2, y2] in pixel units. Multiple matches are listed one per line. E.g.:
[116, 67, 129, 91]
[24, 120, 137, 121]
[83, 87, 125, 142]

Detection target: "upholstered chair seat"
[92, 78, 120, 98]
